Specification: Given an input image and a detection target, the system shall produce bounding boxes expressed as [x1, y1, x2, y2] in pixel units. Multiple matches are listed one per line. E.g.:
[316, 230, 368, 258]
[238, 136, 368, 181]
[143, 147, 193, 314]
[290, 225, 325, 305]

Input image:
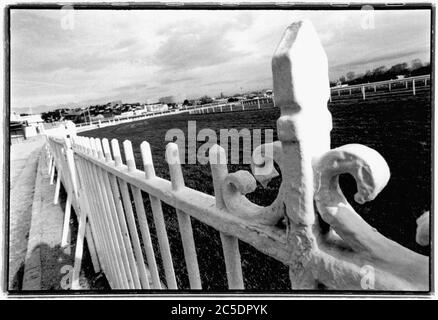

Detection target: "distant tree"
[372, 66, 387, 76]
[410, 61, 430, 76]
[41, 110, 61, 123]
[346, 71, 355, 81]
[41, 112, 50, 122]
[370, 66, 387, 82]
[183, 99, 190, 106]
[411, 58, 423, 70]
[199, 95, 213, 105]
[364, 69, 373, 77]
[339, 75, 346, 83]
[388, 63, 409, 78]
[227, 97, 239, 103]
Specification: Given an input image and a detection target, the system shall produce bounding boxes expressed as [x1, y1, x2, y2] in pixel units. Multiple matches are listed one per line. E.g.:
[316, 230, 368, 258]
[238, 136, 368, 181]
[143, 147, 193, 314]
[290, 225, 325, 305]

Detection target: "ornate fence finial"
[272, 19, 332, 226]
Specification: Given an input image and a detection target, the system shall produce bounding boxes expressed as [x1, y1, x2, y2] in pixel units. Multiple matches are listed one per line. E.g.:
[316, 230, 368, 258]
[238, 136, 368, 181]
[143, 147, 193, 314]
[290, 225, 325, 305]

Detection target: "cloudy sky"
[10, 9, 430, 112]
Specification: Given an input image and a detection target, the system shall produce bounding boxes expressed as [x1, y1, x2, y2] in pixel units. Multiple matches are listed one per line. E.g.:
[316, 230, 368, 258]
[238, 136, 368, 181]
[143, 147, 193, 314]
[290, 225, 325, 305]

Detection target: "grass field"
[81, 92, 431, 291]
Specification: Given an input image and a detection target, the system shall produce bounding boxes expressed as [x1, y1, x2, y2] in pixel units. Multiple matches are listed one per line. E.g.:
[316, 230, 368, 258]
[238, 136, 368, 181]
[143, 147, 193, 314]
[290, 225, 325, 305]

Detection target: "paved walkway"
[9, 137, 45, 290]
[22, 148, 69, 291]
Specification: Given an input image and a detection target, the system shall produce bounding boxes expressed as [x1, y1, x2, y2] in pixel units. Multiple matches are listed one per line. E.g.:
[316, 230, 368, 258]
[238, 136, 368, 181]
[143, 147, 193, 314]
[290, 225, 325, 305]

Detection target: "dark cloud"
[331, 47, 429, 70]
[159, 76, 197, 85]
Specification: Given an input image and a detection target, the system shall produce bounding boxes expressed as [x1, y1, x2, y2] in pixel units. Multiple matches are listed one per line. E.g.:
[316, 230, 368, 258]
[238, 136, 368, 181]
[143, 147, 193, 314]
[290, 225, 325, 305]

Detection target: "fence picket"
[53, 166, 61, 204]
[93, 138, 134, 289]
[102, 138, 142, 289]
[61, 194, 72, 247]
[74, 141, 116, 287]
[111, 139, 151, 289]
[166, 143, 202, 289]
[79, 137, 119, 288]
[49, 159, 56, 185]
[140, 142, 178, 289]
[74, 138, 102, 274]
[123, 140, 162, 289]
[85, 137, 126, 289]
[209, 145, 244, 289]
[71, 200, 87, 290]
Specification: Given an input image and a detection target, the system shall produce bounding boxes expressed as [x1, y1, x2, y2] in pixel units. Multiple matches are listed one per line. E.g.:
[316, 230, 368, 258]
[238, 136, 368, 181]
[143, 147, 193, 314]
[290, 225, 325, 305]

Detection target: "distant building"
[333, 81, 348, 88]
[146, 103, 169, 113]
[19, 114, 44, 126]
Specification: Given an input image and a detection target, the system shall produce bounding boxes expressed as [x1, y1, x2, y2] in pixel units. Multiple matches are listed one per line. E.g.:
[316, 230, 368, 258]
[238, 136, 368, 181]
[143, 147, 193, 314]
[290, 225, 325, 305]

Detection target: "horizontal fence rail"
[44, 20, 429, 291]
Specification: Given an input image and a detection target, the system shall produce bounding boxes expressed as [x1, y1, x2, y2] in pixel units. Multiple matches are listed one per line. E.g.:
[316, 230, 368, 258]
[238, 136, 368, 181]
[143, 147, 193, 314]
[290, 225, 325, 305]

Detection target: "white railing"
[45, 20, 429, 291]
[330, 74, 430, 101]
[189, 97, 274, 115]
[75, 109, 187, 133]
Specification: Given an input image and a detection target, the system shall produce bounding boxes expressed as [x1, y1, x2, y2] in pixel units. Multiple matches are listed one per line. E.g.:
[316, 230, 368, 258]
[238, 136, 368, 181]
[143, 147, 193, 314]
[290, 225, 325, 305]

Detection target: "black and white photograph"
[1, 1, 434, 300]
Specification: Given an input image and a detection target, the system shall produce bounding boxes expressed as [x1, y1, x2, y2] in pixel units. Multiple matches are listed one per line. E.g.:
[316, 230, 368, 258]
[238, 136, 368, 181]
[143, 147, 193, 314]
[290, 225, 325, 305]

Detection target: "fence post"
[413, 78, 416, 95]
[362, 85, 366, 100]
[272, 20, 333, 288]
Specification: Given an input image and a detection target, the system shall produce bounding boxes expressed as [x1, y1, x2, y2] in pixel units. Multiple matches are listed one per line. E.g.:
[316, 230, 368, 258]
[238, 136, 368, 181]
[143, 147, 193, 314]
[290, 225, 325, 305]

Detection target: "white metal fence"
[45, 20, 429, 291]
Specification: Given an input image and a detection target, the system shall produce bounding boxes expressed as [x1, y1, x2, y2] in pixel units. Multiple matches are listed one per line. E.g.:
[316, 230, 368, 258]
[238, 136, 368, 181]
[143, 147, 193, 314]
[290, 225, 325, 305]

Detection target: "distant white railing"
[74, 109, 187, 133]
[330, 74, 430, 101]
[45, 20, 429, 291]
[189, 97, 274, 115]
